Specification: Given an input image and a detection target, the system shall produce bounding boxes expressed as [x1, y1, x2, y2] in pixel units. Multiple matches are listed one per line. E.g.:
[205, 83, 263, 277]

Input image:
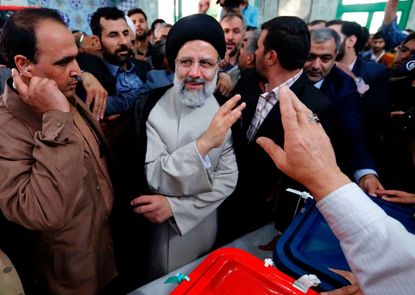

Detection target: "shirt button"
[96, 185, 100, 191]
[55, 121, 63, 127]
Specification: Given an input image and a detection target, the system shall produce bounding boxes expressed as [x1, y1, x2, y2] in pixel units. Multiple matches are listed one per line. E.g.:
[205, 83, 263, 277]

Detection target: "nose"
[70, 59, 81, 78]
[311, 58, 322, 70]
[188, 62, 202, 78]
[119, 34, 129, 45]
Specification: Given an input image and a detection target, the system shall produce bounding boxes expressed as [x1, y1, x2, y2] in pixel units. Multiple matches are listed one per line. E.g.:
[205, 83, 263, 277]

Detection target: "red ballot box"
[172, 248, 319, 295]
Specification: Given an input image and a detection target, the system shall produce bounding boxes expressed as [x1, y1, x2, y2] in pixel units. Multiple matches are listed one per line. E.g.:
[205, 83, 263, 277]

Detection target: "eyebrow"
[53, 55, 76, 65]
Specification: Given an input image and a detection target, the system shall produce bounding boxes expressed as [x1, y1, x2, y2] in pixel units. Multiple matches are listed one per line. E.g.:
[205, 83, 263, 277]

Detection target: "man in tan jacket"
[0, 8, 116, 294]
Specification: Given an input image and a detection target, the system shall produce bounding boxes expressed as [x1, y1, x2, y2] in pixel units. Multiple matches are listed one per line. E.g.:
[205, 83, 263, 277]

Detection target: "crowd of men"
[0, 0, 414, 294]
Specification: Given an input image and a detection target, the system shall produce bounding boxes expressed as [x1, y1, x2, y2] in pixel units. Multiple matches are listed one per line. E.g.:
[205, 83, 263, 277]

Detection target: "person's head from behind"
[304, 28, 339, 82]
[166, 14, 225, 108]
[199, 0, 210, 14]
[1, 8, 80, 98]
[393, 33, 415, 69]
[72, 30, 100, 56]
[153, 23, 172, 44]
[308, 19, 326, 31]
[238, 29, 260, 70]
[220, 13, 245, 58]
[127, 8, 149, 41]
[256, 16, 310, 78]
[327, 20, 364, 61]
[90, 7, 133, 66]
[151, 38, 168, 70]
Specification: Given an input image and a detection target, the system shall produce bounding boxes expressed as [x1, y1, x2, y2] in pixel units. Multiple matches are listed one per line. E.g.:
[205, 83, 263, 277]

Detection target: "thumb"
[256, 137, 286, 168]
[11, 68, 28, 97]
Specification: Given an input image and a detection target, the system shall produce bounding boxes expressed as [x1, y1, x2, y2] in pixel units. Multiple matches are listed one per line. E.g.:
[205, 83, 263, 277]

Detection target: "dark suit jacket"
[219, 69, 333, 236]
[352, 57, 390, 130]
[320, 66, 376, 176]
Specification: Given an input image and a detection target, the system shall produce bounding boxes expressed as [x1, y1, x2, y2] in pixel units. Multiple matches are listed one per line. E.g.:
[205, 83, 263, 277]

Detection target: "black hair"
[150, 18, 166, 33]
[90, 7, 125, 38]
[151, 38, 167, 70]
[340, 21, 366, 53]
[127, 8, 147, 21]
[0, 7, 65, 68]
[373, 31, 384, 40]
[261, 16, 310, 70]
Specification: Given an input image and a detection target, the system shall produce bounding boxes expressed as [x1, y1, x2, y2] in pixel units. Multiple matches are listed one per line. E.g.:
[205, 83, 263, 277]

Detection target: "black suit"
[217, 69, 332, 243]
[320, 66, 376, 177]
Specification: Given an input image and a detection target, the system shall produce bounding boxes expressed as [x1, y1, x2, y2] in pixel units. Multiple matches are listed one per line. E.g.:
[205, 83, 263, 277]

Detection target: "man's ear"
[91, 35, 102, 51]
[267, 49, 278, 66]
[247, 52, 255, 67]
[346, 35, 357, 50]
[14, 55, 32, 78]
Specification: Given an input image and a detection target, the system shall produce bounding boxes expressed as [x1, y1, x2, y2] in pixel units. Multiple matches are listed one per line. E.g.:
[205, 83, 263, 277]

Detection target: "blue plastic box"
[273, 196, 415, 291]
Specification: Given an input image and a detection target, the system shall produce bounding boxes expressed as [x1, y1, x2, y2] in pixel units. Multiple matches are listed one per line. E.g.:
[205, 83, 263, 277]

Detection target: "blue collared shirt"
[242, 3, 260, 28]
[103, 60, 146, 115]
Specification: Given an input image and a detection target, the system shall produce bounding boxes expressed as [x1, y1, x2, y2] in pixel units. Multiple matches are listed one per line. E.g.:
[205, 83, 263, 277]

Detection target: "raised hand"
[80, 71, 108, 121]
[196, 94, 245, 157]
[11, 68, 70, 114]
[256, 86, 350, 201]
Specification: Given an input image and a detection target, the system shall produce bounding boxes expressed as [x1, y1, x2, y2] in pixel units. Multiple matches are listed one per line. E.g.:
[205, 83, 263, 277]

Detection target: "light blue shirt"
[103, 60, 146, 115]
[242, 3, 259, 28]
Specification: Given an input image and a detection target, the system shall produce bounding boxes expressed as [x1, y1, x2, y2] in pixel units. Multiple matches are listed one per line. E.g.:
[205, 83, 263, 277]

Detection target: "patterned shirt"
[246, 70, 303, 142]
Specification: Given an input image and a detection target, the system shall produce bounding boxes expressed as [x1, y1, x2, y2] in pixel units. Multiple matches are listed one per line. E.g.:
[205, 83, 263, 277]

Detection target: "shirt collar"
[103, 59, 135, 77]
[262, 69, 303, 98]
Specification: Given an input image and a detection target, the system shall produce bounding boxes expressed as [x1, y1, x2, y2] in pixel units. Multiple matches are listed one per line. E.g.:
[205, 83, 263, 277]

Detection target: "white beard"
[173, 72, 218, 108]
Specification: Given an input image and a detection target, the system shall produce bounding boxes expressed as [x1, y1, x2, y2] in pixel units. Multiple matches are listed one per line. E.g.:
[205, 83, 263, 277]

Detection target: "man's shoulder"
[0, 97, 14, 128]
[292, 73, 332, 112]
[354, 57, 390, 82]
[325, 66, 356, 90]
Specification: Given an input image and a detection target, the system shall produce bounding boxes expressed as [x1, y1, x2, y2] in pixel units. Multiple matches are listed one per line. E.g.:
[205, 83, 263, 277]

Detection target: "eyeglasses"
[175, 57, 220, 70]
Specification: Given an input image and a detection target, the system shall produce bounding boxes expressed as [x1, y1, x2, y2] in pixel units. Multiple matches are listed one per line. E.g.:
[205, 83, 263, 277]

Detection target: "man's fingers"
[256, 137, 286, 168]
[85, 91, 94, 108]
[130, 195, 152, 206]
[219, 94, 241, 115]
[11, 68, 28, 97]
[132, 203, 154, 214]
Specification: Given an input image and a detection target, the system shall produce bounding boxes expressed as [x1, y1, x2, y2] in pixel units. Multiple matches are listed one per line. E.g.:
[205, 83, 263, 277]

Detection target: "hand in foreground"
[358, 174, 384, 197]
[320, 269, 363, 295]
[131, 195, 173, 224]
[256, 86, 350, 201]
[376, 189, 415, 204]
[216, 72, 233, 97]
[196, 94, 245, 157]
[12, 68, 70, 113]
[80, 71, 108, 121]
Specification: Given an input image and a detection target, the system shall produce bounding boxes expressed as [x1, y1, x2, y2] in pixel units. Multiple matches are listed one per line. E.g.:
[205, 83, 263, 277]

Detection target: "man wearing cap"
[130, 13, 245, 279]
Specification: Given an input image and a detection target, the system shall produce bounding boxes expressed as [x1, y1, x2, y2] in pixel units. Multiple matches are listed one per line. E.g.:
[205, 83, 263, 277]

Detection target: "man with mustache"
[221, 13, 245, 69]
[327, 20, 389, 196]
[0, 8, 117, 293]
[76, 7, 151, 116]
[130, 13, 245, 280]
[304, 28, 381, 194]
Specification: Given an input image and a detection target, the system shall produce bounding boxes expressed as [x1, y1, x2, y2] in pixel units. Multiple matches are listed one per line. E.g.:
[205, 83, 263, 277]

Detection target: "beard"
[102, 44, 133, 66]
[173, 73, 218, 108]
[136, 30, 148, 41]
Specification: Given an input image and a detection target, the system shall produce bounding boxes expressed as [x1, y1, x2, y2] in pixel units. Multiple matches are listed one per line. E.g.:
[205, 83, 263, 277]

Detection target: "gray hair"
[310, 28, 340, 52]
[245, 29, 261, 53]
